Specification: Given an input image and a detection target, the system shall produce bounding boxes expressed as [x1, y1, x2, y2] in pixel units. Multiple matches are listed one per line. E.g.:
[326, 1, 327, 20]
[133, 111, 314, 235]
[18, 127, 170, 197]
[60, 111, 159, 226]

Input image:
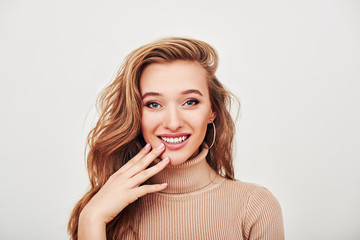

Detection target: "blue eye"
[185, 99, 199, 106]
[146, 102, 160, 109]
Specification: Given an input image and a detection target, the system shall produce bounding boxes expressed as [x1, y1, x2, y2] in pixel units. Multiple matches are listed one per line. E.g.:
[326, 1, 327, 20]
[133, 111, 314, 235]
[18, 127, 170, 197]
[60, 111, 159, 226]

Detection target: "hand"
[79, 143, 169, 226]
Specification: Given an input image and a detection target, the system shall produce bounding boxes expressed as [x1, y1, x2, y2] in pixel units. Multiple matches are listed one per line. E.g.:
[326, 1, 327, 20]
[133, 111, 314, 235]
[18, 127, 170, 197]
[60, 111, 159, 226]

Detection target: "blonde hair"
[68, 37, 239, 239]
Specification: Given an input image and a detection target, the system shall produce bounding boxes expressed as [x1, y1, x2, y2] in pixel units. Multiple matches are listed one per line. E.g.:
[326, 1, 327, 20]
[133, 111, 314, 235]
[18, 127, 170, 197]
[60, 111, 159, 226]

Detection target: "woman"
[68, 37, 284, 239]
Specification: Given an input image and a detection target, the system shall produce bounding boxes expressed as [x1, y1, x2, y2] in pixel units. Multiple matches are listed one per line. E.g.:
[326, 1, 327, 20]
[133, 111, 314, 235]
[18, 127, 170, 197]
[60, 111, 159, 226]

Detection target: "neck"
[150, 147, 218, 194]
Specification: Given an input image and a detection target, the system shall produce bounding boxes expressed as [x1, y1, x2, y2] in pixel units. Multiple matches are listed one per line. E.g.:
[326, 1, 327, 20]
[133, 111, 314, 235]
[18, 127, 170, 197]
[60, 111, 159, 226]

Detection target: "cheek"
[199, 119, 210, 136]
[141, 112, 149, 137]
[186, 110, 211, 135]
[141, 112, 159, 138]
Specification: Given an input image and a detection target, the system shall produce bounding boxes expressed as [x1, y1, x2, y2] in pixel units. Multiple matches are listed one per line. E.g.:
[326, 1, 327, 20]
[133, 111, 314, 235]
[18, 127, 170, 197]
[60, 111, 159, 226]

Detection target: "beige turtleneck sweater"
[128, 148, 284, 239]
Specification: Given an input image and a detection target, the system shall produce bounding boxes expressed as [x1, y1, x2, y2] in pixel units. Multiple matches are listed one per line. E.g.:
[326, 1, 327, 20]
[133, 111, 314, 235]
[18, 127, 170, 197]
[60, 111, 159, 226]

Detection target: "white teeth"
[160, 136, 188, 144]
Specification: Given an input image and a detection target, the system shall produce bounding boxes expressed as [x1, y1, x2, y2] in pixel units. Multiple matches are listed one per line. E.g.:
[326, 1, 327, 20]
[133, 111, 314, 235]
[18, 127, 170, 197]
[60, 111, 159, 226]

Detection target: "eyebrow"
[141, 92, 161, 99]
[181, 89, 203, 96]
[142, 89, 203, 99]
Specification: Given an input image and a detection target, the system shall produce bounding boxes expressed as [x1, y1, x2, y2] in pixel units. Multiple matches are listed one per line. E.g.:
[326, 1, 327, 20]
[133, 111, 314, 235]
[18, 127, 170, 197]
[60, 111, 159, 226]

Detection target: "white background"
[1, 0, 359, 239]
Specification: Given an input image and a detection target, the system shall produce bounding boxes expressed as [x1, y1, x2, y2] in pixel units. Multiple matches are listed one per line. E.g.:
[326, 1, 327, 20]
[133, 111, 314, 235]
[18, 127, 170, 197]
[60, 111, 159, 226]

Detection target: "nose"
[162, 105, 184, 131]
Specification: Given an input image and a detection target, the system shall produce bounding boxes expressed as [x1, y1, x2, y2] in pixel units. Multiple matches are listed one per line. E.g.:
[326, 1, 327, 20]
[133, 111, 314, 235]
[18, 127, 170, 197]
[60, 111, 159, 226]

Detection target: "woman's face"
[140, 61, 216, 166]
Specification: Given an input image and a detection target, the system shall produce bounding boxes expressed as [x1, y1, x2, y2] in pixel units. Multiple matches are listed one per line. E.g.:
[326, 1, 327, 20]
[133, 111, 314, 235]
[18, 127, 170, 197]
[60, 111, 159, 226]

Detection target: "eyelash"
[144, 99, 199, 109]
[184, 99, 199, 106]
[145, 102, 161, 109]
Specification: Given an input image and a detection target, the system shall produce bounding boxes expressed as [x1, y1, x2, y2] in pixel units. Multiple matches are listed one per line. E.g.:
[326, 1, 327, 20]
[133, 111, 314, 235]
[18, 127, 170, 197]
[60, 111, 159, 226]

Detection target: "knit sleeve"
[243, 186, 284, 240]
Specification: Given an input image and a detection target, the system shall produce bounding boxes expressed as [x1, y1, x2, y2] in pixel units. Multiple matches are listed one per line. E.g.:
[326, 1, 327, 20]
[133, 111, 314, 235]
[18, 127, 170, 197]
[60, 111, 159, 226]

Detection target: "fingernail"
[160, 183, 168, 188]
[157, 143, 165, 150]
[144, 143, 150, 150]
[162, 157, 169, 164]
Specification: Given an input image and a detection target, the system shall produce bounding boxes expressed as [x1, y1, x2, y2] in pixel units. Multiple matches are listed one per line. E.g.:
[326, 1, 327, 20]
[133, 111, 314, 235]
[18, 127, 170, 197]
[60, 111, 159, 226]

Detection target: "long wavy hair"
[68, 37, 239, 239]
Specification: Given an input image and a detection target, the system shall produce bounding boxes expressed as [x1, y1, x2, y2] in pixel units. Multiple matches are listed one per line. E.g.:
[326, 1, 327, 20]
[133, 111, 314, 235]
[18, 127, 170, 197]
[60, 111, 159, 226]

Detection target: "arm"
[78, 212, 106, 240]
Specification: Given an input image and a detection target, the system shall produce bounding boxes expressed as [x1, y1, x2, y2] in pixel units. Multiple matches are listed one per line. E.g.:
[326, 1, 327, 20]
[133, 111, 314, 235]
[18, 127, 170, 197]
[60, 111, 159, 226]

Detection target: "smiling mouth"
[159, 135, 190, 144]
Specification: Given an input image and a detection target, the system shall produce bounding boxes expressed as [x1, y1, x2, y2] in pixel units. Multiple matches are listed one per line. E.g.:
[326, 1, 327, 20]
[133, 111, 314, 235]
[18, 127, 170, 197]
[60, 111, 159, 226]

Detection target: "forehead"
[139, 61, 209, 95]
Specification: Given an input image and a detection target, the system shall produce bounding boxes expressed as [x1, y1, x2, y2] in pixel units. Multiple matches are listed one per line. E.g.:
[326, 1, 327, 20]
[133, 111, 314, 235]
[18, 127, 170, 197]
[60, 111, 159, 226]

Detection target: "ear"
[208, 110, 216, 123]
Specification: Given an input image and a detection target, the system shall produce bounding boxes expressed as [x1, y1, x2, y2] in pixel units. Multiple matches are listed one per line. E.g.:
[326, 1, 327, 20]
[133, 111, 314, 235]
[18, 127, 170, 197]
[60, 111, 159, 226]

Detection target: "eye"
[145, 102, 161, 109]
[184, 99, 199, 106]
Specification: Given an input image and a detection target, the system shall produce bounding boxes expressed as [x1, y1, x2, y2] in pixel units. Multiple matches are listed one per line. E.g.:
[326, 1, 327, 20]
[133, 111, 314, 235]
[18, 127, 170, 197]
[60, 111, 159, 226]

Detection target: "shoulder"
[219, 178, 278, 202]
[216, 179, 283, 218]
[224, 180, 284, 239]
[218, 179, 284, 239]
[221, 179, 282, 216]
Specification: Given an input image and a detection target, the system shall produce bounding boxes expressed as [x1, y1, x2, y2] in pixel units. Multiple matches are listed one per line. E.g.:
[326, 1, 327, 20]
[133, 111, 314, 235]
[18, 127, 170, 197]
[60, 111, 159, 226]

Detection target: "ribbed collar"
[149, 147, 219, 194]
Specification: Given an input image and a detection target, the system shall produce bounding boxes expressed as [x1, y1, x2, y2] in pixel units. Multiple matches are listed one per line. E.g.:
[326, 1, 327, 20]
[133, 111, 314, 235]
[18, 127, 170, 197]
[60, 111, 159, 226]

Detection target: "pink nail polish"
[162, 157, 169, 164]
[144, 143, 151, 150]
[157, 143, 165, 150]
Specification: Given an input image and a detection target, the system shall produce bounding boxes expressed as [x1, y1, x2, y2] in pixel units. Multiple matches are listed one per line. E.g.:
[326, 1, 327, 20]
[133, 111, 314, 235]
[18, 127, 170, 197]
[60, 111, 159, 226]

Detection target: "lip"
[157, 133, 190, 150]
[158, 133, 190, 138]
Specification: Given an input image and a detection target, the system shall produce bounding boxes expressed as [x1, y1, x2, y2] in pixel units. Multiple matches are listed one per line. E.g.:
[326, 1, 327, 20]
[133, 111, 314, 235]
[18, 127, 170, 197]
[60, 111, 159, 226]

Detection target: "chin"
[169, 159, 187, 166]
[161, 148, 198, 166]
[161, 152, 186, 166]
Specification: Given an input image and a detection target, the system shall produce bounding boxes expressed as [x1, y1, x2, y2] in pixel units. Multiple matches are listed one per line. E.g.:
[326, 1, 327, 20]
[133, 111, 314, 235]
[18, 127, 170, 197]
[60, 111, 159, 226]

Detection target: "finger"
[128, 157, 170, 187]
[125, 143, 166, 178]
[115, 143, 151, 175]
[128, 143, 152, 164]
[132, 183, 168, 199]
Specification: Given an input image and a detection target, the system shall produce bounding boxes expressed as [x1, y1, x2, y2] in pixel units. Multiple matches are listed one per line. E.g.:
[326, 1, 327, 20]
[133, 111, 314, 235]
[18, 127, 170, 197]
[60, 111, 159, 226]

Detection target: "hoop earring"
[206, 122, 216, 149]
